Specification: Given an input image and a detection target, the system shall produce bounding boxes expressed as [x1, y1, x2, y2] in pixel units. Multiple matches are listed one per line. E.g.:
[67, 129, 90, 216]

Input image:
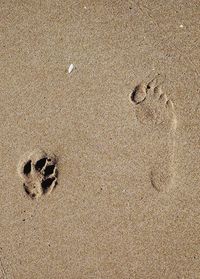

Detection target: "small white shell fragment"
[179, 24, 184, 28]
[68, 64, 74, 74]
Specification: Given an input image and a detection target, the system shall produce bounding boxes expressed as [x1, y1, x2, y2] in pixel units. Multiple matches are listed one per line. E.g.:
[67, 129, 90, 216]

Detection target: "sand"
[0, 1, 200, 278]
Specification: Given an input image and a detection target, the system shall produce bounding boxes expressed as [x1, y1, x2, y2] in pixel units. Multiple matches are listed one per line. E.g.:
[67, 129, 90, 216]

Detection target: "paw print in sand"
[18, 150, 58, 199]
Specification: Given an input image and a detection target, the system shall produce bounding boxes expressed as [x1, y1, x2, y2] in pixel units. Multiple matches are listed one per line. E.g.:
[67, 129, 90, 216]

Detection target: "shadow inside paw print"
[35, 158, 47, 171]
[18, 150, 58, 199]
[23, 160, 32, 175]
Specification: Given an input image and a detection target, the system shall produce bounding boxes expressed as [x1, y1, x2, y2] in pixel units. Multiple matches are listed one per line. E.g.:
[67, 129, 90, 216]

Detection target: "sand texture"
[0, 1, 200, 278]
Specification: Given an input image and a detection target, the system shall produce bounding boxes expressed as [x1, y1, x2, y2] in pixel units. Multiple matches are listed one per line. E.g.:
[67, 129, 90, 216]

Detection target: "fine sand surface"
[0, 1, 200, 278]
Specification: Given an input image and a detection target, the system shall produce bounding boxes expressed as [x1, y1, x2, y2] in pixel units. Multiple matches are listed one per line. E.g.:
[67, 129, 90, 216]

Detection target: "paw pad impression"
[18, 150, 58, 199]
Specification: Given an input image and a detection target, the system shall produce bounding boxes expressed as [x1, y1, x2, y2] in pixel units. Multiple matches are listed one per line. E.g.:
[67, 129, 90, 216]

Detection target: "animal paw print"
[18, 150, 58, 199]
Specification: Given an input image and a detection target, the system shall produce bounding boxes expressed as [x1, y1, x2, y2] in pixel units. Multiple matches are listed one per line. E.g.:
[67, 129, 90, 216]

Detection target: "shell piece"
[68, 64, 74, 74]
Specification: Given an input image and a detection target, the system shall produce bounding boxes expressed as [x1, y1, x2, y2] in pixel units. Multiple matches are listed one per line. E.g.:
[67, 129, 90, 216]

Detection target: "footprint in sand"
[131, 77, 177, 192]
[18, 149, 58, 199]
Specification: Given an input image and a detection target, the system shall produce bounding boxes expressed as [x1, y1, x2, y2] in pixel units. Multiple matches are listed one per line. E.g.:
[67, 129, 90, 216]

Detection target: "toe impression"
[131, 83, 147, 104]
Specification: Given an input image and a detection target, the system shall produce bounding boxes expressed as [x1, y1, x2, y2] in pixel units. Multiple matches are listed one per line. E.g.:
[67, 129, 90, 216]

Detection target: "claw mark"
[150, 171, 160, 192]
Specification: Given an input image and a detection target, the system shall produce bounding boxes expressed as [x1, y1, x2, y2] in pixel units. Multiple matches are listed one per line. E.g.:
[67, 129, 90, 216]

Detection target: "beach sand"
[0, 1, 200, 278]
